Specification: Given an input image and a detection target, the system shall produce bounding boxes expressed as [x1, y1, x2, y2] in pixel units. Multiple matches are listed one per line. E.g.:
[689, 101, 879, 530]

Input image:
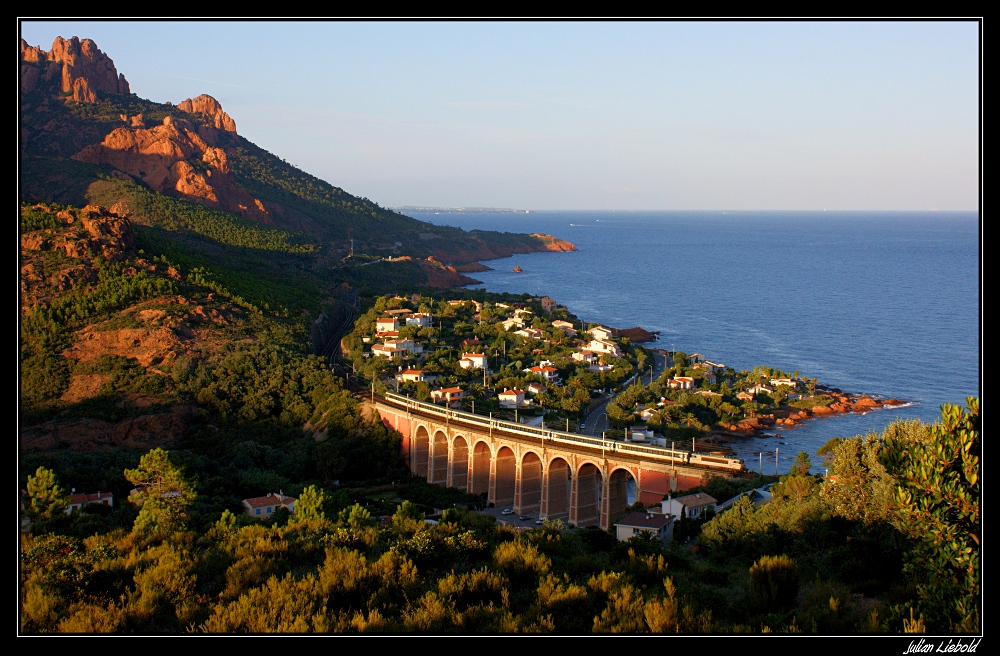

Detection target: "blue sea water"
[408, 211, 981, 474]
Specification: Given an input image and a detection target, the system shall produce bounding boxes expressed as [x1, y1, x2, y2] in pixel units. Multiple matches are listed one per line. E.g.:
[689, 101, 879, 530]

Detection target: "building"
[459, 353, 487, 369]
[662, 492, 717, 519]
[514, 327, 545, 340]
[770, 378, 798, 388]
[524, 365, 560, 383]
[398, 369, 426, 383]
[551, 320, 576, 336]
[526, 382, 547, 396]
[372, 344, 406, 359]
[615, 511, 676, 543]
[590, 326, 614, 341]
[589, 363, 614, 373]
[498, 389, 531, 408]
[746, 384, 774, 396]
[383, 338, 420, 354]
[65, 491, 113, 514]
[539, 297, 556, 312]
[667, 376, 695, 390]
[430, 387, 464, 406]
[242, 492, 296, 519]
[572, 350, 598, 364]
[588, 339, 623, 358]
[406, 313, 433, 328]
[376, 317, 399, 334]
[502, 317, 525, 331]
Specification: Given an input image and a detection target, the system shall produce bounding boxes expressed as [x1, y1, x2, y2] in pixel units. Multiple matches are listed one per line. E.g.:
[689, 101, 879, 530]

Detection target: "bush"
[749, 554, 800, 611]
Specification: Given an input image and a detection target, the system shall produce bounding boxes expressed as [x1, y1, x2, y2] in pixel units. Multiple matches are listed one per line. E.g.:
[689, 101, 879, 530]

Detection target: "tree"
[882, 398, 980, 633]
[26, 467, 67, 520]
[124, 448, 195, 535]
[672, 351, 687, 375]
[292, 485, 328, 522]
[791, 451, 812, 477]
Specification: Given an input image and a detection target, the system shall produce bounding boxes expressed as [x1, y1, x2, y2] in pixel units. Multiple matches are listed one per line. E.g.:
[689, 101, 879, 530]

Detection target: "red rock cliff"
[20, 36, 130, 102]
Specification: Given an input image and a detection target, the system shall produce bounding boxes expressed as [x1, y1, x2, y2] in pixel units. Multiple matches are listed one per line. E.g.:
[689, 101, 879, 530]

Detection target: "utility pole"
[775, 447, 779, 476]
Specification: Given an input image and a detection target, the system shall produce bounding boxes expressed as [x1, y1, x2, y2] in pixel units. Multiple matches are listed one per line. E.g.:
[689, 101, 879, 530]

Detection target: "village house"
[590, 326, 614, 341]
[701, 371, 717, 384]
[589, 363, 614, 373]
[372, 344, 406, 359]
[539, 296, 556, 312]
[65, 490, 113, 514]
[663, 492, 717, 519]
[640, 407, 658, 421]
[498, 389, 532, 408]
[524, 365, 560, 383]
[397, 369, 426, 383]
[588, 339, 623, 358]
[526, 382, 547, 396]
[572, 350, 598, 364]
[736, 391, 754, 402]
[430, 387, 464, 407]
[384, 308, 412, 317]
[551, 320, 576, 337]
[770, 378, 798, 388]
[405, 313, 433, 328]
[376, 317, 399, 334]
[615, 511, 676, 543]
[459, 353, 487, 370]
[460, 337, 481, 349]
[667, 376, 695, 390]
[242, 492, 296, 519]
[514, 327, 546, 340]
[686, 353, 704, 365]
[747, 384, 774, 396]
[502, 317, 525, 331]
[701, 360, 726, 373]
[383, 338, 420, 354]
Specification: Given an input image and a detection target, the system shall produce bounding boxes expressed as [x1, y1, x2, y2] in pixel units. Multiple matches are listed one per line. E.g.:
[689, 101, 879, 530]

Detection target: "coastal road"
[580, 349, 670, 436]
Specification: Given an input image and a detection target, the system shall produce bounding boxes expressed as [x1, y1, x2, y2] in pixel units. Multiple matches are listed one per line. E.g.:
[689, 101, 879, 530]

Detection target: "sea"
[405, 210, 981, 474]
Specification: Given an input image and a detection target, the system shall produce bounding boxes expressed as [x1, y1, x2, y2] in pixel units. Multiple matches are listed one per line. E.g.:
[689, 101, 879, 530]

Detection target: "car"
[534, 519, 544, 525]
[500, 509, 514, 515]
[519, 515, 530, 521]
[580, 422, 586, 429]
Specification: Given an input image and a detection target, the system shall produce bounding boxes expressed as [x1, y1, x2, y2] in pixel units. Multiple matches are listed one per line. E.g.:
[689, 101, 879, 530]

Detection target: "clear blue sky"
[20, 21, 980, 210]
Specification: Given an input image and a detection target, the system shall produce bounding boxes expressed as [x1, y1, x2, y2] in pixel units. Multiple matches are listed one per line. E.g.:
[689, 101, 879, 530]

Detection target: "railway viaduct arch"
[374, 394, 745, 531]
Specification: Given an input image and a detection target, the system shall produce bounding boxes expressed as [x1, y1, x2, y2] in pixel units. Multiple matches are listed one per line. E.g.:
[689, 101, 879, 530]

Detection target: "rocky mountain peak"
[20, 36, 130, 102]
[177, 94, 237, 133]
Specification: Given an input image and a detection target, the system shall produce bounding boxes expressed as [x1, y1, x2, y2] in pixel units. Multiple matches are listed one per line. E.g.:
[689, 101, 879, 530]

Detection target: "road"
[580, 349, 670, 436]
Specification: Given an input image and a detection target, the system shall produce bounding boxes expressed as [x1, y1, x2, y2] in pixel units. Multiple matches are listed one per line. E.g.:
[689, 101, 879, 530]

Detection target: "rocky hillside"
[20, 36, 575, 266]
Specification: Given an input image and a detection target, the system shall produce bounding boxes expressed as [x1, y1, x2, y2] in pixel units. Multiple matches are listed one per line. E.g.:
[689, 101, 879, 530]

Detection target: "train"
[380, 392, 745, 472]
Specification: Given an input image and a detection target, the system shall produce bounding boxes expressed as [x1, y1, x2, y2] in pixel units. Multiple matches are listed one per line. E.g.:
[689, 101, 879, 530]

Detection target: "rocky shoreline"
[702, 392, 910, 450]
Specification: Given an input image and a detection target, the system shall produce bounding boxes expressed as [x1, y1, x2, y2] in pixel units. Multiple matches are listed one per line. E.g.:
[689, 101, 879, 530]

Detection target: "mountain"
[18, 36, 574, 458]
[20, 36, 574, 281]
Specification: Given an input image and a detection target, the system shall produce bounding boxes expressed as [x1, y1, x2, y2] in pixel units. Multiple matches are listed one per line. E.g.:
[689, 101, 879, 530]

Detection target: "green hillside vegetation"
[19, 401, 979, 634]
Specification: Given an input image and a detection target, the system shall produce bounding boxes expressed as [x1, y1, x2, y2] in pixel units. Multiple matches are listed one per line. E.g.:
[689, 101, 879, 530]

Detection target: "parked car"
[519, 515, 530, 521]
[501, 509, 514, 515]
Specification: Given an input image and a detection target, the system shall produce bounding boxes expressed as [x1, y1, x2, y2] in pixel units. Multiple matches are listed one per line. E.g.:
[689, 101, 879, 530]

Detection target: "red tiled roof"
[67, 492, 112, 505]
[243, 494, 295, 508]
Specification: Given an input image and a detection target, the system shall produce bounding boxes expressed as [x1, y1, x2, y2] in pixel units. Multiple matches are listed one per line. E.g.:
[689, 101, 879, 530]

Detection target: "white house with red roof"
[498, 389, 531, 408]
[524, 365, 560, 383]
[431, 387, 465, 406]
[65, 491, 113, 514]
[242, 492, 296, 519]
[667, 376, 695, 390]
[398, 369, 427, 383]
[459, 353, 487, 369]
[376, 317, 399, 334]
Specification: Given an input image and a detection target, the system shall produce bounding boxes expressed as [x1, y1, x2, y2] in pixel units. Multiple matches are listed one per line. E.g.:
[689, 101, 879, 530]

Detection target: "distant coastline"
[393, 206, 531, 214]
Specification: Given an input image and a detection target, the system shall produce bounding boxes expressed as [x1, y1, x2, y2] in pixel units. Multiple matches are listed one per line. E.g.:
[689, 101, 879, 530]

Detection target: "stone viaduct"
[373, 393, 746, 531]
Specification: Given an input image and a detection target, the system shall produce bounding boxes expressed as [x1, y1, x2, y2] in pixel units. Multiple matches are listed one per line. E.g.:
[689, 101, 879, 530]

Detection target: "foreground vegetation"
[20, 400, 979, 634]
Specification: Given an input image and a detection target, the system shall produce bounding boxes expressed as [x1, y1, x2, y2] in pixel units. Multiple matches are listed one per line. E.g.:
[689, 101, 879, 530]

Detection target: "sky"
[20, 21, 980, 211]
